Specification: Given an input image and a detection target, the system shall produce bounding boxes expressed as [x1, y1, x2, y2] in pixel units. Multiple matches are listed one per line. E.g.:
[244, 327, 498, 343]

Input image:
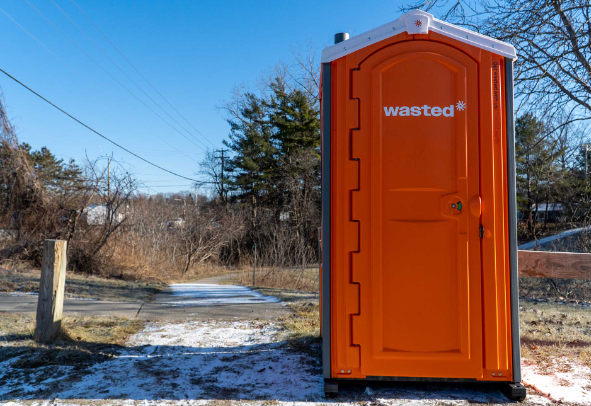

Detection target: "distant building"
[532, 203, 565, 223]
[167, 218, 185, 228]
[83, 204, 124, 226]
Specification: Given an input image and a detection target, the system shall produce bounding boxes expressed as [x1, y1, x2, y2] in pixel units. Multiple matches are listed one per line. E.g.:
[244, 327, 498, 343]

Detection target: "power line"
[68, 0, 216, 149]
[0, 6, 81, 78]
[0, 67, 197, 182]
[0, 4, 199, 165]
[49, 0, 211, 151]
[23, 0, 207, 153]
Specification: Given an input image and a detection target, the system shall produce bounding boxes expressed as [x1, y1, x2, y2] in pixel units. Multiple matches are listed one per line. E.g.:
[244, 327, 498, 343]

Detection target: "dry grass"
[0, 313, 144, 347]
[0, 261, 165, 302]
[249, 286, 319, 339]
[520, 300, 591, 369]
[230, 266, 319, 292]
[281, 302, 319, 339]
[246, 284, 320, 356]
[247, 277, 591, 375]
[278, 301, 320, 357]
[171, 264, 241, 283]
[0, 312, 144, 367]
[0, 313, 144, 399]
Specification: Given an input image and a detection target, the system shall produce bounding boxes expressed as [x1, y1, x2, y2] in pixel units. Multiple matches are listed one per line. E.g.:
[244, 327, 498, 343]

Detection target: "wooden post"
[34, 240, 67, 343]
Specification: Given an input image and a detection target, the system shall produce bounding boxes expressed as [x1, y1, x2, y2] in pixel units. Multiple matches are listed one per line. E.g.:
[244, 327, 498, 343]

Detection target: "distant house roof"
[321, 10, 517, 63]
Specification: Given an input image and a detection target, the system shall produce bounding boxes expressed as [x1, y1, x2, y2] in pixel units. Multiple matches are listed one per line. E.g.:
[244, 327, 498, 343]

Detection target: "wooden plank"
[518, 250, 591, 280]
[34, 240, 67, 343]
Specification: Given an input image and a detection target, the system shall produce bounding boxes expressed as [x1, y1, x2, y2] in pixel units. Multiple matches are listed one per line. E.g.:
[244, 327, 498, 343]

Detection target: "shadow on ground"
[0, 336, 515, 404]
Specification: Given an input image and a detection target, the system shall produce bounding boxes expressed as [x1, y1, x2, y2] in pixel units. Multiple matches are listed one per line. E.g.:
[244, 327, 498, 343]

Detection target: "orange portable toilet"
[320, 10, 525, 400]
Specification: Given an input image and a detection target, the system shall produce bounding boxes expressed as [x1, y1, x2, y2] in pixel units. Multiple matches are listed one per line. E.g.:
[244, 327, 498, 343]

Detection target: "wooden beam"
[518, 250, 591, 280]
[34, 240, 67, 343]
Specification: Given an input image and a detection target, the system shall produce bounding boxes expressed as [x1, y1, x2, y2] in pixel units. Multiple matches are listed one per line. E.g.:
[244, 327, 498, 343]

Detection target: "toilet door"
[351, 40, 483, 379]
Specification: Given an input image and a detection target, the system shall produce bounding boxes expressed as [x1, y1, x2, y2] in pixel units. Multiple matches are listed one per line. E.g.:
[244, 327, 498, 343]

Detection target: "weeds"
[520, 301, 591, 368]
[0, 313, 144, 370]
[0, 265, 165, 302]
[234, 267, 319, 292]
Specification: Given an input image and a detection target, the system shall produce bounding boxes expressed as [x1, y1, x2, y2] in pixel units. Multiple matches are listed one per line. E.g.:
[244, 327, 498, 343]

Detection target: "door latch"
[479, 225, 485, 239]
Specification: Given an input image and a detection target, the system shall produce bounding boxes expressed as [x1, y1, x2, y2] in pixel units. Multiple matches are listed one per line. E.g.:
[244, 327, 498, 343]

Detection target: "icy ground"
[522, 357, 591, 404]
[0, 320, 319, 401]
[0, 318, 556, 406]
[155, 284, 281, 306]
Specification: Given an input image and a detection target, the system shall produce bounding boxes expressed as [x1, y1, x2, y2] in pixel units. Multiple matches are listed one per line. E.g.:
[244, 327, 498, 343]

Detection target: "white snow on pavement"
[0, 279, 560, 406]
[155, 284, 280, 306]
[0, 292, 38, 297]
[0, 320, 321, 402]
[523, 357, 591, 404]
[0, 318, 554, 406]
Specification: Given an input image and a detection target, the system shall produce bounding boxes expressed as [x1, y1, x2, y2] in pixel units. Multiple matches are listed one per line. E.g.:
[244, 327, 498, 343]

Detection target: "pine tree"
[223, 93, 276, 228]
[20, 143, 84, 198]
[266, 78, 321, 225]
[267, 78, 320, 159]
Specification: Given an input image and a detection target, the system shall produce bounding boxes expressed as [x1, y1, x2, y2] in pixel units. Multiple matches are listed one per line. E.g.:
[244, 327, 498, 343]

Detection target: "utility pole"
[214, 149, 229, 203]
[583, 144, 591, 179]
[107, 157, 111, 199]
[107, 157, 111, 223]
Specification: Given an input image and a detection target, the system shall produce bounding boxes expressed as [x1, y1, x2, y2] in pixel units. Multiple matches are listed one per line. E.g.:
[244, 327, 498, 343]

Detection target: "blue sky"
[0, 0, 413, 195]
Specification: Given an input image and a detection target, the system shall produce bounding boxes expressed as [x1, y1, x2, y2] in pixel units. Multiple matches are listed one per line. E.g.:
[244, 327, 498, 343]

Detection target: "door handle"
[440, 194, 464, 218]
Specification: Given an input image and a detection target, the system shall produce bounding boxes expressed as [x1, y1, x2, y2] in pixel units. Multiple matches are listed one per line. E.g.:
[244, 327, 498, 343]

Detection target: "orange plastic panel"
[326, 32, 513, 381]
[352, 40, 482, 379]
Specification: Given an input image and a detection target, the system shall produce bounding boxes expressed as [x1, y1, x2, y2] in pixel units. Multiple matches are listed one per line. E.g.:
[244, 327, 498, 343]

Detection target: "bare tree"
[67, 157, 137, 274]
[402, 0, 591, 138]
[197, 150, 225, 202]
[177, 206, 245, 274]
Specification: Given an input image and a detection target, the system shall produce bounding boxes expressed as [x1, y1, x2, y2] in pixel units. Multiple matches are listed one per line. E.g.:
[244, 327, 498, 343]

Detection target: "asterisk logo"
[415, 20, 422, 27]
[456, 101, 466, 111]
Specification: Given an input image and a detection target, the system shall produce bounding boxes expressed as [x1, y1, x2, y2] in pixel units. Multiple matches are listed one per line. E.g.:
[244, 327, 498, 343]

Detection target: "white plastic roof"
[321, 10, 517, 63]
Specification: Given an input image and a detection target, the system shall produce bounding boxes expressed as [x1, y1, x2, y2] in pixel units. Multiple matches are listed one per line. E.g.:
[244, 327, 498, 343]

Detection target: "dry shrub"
[1, 90, 320, 282]
[0, 93, 59, 259]
[236, 266, 319, 292]
[91, 201, 246, 281]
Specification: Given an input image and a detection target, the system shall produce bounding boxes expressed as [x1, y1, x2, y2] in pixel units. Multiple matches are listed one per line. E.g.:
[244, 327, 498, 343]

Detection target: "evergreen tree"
[266, 78, 321, 224]
[223, 93, 276, 227]
[515, 113, 544, 219]
[20, 143, 84, 197]
[516, 113, 569, 232]
[267, 78, 320, 159]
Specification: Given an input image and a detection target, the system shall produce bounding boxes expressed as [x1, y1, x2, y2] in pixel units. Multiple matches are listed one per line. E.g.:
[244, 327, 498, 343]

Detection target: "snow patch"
[0, 320, 321, 402]
[0, 292, 38, 297]
[155, 283, 280, 306]
[523, 357, 591, 404]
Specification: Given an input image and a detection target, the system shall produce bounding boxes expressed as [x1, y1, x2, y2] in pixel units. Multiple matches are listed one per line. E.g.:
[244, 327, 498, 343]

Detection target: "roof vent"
[404, 10, 432, 34]
[334, 33, 349, 44]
